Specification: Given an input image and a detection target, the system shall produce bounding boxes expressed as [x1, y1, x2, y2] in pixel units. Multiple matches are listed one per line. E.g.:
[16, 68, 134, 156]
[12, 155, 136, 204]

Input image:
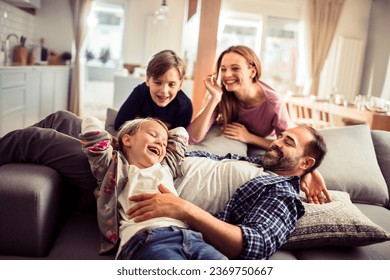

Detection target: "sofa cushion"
[318, 125, 389, 206]
[291, 203, 390, 260]
[105, 107, 118, 136]
[187, 125, 247, 157]
[282, 190, 390, 249]
[371, 130, 390, 207]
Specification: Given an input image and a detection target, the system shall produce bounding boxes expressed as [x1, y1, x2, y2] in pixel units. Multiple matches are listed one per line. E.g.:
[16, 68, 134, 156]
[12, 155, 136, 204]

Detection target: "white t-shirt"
[175, 157, 268, 215]
[117, 163, 187, 255]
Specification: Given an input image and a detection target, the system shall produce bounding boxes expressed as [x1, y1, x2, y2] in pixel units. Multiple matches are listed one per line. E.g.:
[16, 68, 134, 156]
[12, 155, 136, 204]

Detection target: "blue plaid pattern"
[186, 151, 305, 260]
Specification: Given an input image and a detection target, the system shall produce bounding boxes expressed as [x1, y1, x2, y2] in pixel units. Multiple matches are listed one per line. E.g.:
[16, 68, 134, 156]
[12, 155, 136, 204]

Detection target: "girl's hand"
[203, 74, 223, 102]
[224, 122, 251, 143]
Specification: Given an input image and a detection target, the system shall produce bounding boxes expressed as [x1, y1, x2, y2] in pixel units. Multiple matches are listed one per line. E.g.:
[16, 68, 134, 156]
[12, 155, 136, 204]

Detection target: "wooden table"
[284, 95, 390, 132]
[328, 103, 390, 131]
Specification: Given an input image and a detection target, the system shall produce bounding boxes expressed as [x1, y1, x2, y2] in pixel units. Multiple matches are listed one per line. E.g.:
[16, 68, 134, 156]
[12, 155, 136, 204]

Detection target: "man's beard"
[261, 145, 300, 173]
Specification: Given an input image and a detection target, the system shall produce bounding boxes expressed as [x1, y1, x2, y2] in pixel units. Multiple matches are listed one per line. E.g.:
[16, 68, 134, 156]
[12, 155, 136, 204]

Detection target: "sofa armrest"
[0, 164, 62, 257]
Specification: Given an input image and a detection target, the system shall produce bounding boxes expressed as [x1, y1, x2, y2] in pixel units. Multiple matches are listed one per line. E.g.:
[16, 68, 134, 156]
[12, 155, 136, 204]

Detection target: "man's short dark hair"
[300, 125, 327, 174]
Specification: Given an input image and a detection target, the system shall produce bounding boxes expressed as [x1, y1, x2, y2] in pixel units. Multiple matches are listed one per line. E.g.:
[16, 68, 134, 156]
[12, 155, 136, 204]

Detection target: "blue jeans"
[118, 226, 228, 260]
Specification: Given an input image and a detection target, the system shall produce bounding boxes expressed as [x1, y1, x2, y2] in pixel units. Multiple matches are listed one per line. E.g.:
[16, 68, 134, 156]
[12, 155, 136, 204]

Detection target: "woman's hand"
[300, 170, 332, 204]
[224, 122, 252, 143]
[127, 184, 189, 222]
[203, 74, 223, 103]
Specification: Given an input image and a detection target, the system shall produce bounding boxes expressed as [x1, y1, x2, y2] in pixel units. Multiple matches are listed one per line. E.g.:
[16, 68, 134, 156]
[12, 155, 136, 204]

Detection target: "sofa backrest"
[371, 129, 390, 202]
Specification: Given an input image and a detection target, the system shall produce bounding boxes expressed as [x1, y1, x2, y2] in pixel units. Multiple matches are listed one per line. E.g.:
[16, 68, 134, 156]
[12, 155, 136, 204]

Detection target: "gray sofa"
[1, 119, 389, 260]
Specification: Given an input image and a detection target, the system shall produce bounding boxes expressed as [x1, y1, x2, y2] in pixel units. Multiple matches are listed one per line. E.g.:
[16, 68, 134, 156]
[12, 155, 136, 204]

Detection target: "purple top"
[189, 80, 291, 144]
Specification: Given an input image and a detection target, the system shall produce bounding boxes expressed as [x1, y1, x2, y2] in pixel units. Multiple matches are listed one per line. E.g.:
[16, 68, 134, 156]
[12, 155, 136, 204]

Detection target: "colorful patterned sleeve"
[80, 117, 114, 183]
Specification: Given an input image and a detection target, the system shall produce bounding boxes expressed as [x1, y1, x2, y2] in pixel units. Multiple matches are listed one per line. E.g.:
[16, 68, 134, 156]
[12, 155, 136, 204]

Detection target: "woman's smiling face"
[219, 52, 256, 93]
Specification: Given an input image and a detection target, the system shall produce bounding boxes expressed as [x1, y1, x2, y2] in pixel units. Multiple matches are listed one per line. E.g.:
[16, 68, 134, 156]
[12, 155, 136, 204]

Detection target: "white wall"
[34, 0, 73, 54]
[123, 0, 186, 65]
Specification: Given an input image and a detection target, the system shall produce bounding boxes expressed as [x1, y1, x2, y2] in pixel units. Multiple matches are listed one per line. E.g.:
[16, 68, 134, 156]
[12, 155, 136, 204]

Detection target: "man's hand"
[127, 184, 188, 222]
[300, 170, 332, 204]
[129, 184, 244, 259]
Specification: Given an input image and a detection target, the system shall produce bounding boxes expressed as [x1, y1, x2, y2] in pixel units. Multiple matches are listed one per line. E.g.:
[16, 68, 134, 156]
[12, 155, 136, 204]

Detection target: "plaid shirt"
[186, 151, 305, 260]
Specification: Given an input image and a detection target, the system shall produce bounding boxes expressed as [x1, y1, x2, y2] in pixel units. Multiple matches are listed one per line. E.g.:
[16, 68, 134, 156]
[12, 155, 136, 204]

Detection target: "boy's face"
[122, 120, 168, 169]
[146, 67, 183, 107]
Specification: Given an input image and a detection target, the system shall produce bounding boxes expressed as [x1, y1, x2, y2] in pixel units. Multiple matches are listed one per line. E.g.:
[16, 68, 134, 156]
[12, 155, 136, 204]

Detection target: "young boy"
[80, 116, 226, 260]
[114, 50, 193, 131]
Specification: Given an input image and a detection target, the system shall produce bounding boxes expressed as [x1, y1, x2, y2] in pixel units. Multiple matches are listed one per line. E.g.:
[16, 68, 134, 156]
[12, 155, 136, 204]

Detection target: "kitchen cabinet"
[0, 66, 70, 137]
[39, 67, 70, 120]
[0, 69, 39, 136]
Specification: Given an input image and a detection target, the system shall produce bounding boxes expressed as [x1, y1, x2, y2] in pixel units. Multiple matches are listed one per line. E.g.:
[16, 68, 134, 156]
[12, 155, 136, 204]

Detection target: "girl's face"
[219, 52, 256, 93]
[146, 67, 183, 107]
[122, 120, 168, 169]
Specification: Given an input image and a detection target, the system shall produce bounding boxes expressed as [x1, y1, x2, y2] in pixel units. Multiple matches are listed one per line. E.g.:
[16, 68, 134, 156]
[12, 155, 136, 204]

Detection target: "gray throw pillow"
[318, 125, 389, 206]
[282, 190, 390, 249]
[104, 107, 118, 136]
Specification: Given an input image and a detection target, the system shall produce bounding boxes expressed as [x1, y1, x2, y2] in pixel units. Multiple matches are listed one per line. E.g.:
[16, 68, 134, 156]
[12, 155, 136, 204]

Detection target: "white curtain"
[380, 55, 390, 100]
[307, 0, 345, 96]
[69, 0, 93, 116]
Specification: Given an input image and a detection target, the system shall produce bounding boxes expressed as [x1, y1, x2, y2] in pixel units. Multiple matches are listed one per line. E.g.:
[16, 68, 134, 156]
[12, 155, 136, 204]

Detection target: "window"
[217, 13, 263, 56]
[85, 1, 125, 68]
[216, 13, 301, 94]
[261, 17, 300, 94]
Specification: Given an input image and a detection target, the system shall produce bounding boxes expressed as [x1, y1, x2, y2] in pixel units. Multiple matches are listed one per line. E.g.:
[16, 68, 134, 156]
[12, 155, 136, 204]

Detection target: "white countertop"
[0, 65, 71, 70]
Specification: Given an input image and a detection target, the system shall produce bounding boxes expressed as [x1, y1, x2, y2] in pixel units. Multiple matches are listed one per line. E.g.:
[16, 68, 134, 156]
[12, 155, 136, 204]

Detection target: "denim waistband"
[136, 226, 185, 236]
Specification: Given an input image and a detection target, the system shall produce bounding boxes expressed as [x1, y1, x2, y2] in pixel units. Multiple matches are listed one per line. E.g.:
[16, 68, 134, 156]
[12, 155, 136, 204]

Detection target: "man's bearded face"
[261, 144, 301, 173]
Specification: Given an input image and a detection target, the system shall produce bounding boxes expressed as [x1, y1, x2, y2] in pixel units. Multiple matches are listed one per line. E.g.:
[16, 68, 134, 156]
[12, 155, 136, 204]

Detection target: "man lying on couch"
[127, 124, 328, 259]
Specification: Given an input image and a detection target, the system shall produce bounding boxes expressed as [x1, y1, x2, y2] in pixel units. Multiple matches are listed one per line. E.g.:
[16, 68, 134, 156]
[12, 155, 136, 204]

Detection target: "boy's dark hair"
[146, 50, 186, 80]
